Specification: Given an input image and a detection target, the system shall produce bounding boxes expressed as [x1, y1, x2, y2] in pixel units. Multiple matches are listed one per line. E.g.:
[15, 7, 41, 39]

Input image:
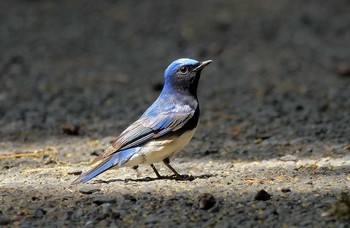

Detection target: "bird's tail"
[71, 148, 136, 185]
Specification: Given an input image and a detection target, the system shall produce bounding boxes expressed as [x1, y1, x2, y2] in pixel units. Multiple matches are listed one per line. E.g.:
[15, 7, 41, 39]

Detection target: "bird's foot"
[152, 174, 194, 181]
[170, 174, 195, 181]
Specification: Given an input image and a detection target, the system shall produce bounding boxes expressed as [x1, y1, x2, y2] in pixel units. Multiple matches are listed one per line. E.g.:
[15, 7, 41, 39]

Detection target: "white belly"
[123, 128, 196, 166]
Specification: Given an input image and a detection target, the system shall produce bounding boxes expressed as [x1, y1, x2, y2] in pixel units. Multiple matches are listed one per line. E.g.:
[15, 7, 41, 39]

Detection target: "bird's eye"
[179, 66, 189, 74]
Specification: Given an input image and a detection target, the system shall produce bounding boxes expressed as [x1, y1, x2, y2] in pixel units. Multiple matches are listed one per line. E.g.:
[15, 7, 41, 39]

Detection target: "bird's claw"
[171, 174, 195, 181]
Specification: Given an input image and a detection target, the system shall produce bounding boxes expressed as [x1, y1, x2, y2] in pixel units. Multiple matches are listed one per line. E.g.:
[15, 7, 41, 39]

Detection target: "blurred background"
[0, 0, 349, 155]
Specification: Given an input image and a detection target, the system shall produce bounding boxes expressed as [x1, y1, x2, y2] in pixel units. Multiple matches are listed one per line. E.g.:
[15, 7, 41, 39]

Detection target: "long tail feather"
[71, 148, 137, 185]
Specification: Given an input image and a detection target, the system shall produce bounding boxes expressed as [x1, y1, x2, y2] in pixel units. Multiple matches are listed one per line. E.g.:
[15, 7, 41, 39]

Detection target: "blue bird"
[72, 58, 212, 184]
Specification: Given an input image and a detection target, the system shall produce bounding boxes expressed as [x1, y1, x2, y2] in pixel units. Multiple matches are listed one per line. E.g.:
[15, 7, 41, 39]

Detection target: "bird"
[72, 58, 212, 184]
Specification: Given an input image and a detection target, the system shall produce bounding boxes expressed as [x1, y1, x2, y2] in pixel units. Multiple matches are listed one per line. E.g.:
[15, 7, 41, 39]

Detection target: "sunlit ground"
[1, 135, 349, 227]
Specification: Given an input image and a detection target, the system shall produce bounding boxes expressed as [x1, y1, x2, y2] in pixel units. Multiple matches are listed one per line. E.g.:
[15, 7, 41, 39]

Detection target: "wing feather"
[91, 111, 193, 164]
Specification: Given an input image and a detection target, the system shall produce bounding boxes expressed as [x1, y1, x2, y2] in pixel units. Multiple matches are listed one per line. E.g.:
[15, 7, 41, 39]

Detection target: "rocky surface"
[0, 0, 349, 227]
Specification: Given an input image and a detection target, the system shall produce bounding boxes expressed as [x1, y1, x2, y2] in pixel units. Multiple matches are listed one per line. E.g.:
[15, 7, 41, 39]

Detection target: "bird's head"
[163, 58, 212, 96]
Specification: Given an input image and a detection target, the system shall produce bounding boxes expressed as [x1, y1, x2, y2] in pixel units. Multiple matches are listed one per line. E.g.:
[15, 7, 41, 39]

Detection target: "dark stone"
[255, 190, 271, 201]
[62, 123, 80, 136]
[198, 193, 216, 210]
[31, 196, 40, 201]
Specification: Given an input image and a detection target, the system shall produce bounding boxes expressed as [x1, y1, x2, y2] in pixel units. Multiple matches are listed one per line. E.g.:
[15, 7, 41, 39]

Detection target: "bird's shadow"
[93, 174, 214, 184]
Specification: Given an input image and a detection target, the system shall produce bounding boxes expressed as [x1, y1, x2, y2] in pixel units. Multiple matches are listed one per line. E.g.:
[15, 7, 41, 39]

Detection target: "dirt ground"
[1, 0, 350, 227]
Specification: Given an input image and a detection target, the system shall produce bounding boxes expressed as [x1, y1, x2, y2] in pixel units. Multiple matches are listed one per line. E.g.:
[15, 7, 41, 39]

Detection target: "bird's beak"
[193, 60, 213, 72]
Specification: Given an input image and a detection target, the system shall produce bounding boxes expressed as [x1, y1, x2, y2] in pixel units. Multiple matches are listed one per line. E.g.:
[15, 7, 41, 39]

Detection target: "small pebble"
[62, 123, 80, 135]
[79, 186, 101, 195]
[280, 155, 298, 162]
[93, 197, 116, 205]
[255, 190, 271, 201]
[198, 193, 216, 210]
[67, 169, 83, 175]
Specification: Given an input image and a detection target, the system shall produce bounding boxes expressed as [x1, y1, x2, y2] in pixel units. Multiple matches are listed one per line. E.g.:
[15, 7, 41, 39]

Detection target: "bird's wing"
[91, 111, 194, 164]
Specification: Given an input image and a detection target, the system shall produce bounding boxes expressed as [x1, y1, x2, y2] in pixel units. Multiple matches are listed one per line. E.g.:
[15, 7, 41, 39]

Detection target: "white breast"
[123, 128, 196, 167]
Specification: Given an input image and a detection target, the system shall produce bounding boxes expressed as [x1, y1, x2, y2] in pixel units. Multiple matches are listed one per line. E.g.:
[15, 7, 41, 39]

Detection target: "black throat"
[170, 72, 201, 98]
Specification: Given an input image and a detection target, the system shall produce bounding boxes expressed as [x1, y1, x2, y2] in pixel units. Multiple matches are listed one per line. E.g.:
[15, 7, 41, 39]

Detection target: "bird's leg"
[150, 164, 162, 179]
[162, 158, 181, 177]
[163, 158, 194, 181]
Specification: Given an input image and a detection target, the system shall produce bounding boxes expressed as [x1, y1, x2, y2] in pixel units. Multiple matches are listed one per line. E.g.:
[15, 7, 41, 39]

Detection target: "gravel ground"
[1, 0, 350, 227]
